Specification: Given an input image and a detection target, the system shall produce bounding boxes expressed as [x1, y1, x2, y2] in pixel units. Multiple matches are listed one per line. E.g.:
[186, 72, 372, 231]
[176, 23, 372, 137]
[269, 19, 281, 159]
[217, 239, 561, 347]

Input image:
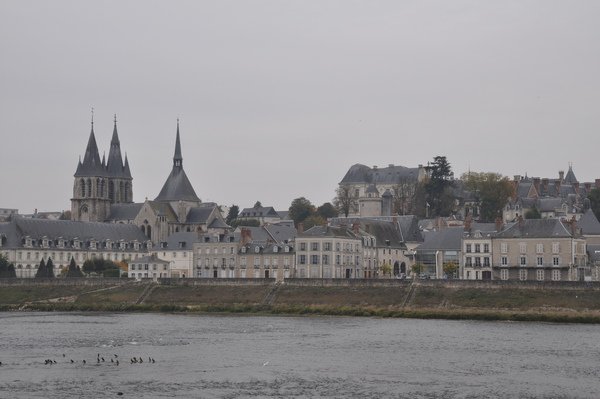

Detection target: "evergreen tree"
[425, 156, 455, 217]
[45, 258, 55, 278]
[0, 255, 17, 278]
[35, 259, 47, 278]
[65, 257, 84, 278]
[226, 205, 239, 225]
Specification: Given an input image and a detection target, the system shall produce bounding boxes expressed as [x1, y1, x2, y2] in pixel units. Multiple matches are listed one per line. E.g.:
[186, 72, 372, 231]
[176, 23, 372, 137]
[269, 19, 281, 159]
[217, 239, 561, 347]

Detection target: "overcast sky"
[1, 1, 599, 214]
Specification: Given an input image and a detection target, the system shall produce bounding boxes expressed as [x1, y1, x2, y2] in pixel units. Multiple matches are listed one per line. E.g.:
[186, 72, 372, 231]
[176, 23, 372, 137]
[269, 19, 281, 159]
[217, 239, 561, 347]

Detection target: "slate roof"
[239, 206, 280, 218]
[186, 207, 213, 224]
[300, 226, 358, 239]
[416, 227, 464, 251]
[0, 217, 148, 249]
[277, 210, 290, 220]
[163, 232, 200, 249]
[564, 165, 578, 184]
[578, 209, 600, 235]
[537, 198, 563, 212]
[131, 255, 169, 265]
[107, 203, 144, 221]
[340, 163, 420, 184]
[75, 122, 131, 179]
[75, 128, 105, 177]
[106, 120, 130, 178]
[209, 218, 230, 229]
[494, 219, 573, 239]
[587, 245, 600, 263]
[263, 224, 297, 243]
[155, 127, 200, 203]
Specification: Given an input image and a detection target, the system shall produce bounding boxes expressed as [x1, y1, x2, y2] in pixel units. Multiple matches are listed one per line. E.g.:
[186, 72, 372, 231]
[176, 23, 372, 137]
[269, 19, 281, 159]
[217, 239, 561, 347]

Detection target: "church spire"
[75, 114, 103, 176]
[174, 118, 182, 168]
[106, 114, 126, 177]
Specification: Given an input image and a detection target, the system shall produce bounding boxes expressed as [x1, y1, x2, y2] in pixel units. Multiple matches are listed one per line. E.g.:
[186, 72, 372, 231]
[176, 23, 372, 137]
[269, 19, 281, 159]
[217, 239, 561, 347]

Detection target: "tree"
[65, 257, 84, 278]
[59, 210, 72, 220]
[443, 261, 459, 279]
[380, 261, 392, 278]
[303, 214, 327, 230]
[45, 258, 55, 278]
[35, 259, 47, 278]
[226, 205, 239, 225]
[462, 172, 515, 222]
[316, 202, 339, 220]
[589, 188, 600, 221]
[288, 197, 315, 226]
[0, 255, 16, 278]
[411, 263, 425, 276]
[392, 177, 417, 215]
[230, 218, 260, 228]
[525, 207, 541, 219]
[333, 186, 357, 218]
[425, 156, 455, 217]
[82, 258, 121, 277]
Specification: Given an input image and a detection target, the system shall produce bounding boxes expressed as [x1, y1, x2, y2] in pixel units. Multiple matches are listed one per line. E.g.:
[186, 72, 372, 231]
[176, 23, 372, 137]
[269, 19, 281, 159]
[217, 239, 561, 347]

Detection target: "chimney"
[573, 182, 580, 193]
[569, 216, 578, 237]
[596, 179, 600, 189]
[533, 178, 541, 194]
[518, 215, 524, 229]
[464, 214, 472, 233]
[559, 170, 565, 181]
[554, 179, 561, 194]
[352, 222, 360, 234]
[542, 178, 549, 194]
[495, 217, 504, 233]
[297, 222, 304, 234]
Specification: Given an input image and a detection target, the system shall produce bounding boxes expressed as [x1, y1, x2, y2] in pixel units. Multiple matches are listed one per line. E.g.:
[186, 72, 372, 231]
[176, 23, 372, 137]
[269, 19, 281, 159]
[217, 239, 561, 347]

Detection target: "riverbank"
[3, 279, 600, 323]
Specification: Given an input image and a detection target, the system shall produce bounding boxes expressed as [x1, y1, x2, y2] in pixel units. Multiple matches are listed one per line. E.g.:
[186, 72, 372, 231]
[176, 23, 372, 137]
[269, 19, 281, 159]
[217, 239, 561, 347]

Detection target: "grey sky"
[1, 1, 599, 213]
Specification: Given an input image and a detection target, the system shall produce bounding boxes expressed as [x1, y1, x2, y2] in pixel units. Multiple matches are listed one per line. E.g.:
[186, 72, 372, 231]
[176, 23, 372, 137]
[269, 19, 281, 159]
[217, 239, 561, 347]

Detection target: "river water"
[1, 312, 599, 398]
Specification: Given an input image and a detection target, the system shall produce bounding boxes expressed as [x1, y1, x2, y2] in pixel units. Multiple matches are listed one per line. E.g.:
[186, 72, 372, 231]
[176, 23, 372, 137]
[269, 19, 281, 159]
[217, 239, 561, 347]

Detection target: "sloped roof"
[155, 167, 200, 202]
[494, 219, 573, 239]
[340, 163, 420, 185]
[264, 224, 297, 243]
[537, 198, 563, 212]
[164, 232, 200, 249]
[578, 209, 600, 235]
[209, 218, 230, 229]
[186, 207, 213, 224]
[300, 226, 358, 239]
[75, 128, 105, 177]
[416, 227, 463, 251]
[0, 217, 148, 249]
[239, 206, 280, 218]
[107, 203, 143, 221]
[564, 165, 578, 184]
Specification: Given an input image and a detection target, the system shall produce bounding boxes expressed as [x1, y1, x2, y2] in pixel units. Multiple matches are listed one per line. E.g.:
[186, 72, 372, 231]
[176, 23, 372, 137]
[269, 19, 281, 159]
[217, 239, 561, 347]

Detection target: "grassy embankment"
[3, 282, 600, 323]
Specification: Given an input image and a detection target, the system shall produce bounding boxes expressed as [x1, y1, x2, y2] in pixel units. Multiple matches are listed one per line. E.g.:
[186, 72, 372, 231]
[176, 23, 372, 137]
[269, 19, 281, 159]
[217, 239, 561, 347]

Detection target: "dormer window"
[273, 246, 278, 253]
[284, 246, 289, 253]
[241, 246, 247, 254]
[255, 246, 260, 253]
[134, 241, 140, 251]
[90, 241, 97, 250]
[179, 242, 186, 249]
[120, 241, 126, 250]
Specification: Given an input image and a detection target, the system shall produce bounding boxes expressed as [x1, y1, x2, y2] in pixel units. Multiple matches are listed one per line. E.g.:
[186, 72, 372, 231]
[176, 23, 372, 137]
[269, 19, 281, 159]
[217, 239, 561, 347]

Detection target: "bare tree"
[333, 186, 358, 218]
[392, 177, 416, 215]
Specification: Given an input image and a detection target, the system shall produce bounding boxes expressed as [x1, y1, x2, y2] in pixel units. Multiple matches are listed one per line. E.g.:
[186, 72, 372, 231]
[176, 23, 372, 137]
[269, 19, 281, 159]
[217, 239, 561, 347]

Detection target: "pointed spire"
[123, 153, 132, 178]
[173, 119, 183, 167]
[102, 152, 106, 166]
[107, 114, 125, 176]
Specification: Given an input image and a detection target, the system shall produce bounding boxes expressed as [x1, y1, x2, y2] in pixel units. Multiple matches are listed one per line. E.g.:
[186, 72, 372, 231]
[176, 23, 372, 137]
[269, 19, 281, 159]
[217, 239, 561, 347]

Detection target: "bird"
[101, 357, 105, 362]
[111, 358, 114, 363]
[62, 354, 65, 357]
[262, 361, 269, 367]
[116, 360, 119, 366]
[139, 357, 143, 363]
[83, 360, 86, 364]
[114, 354, 118, 358]
[151, 358, 155, 364]
[0, 361, 3, 366]
[70, 359, 74, 363]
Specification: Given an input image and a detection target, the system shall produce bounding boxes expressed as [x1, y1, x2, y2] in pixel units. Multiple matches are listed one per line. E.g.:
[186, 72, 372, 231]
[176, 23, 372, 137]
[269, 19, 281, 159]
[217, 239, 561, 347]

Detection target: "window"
[536, 269, 545, 281]
[501, 243, 508, 254]
[475, 244, 481, 253]
[324, 242, 331, 251]
[520, 256, 527, 266]
[466, 244, 472, 253]
[300, 243, 306, 251]
[519, 269, 527, 281]
[552, 242, 560, 254]
[322, 255, 329, 265]
[475, 257, 481, 267]
[536, 244, 544, 254]
[519, 243, 527, 254]
[311, 242, 319, 251]
[484, 244, 490, 253]
[537, 256, 543, 266]
[465, 257, 472, 267]
[501, 269, 509, 280]
[552, 269, 561, 281]
[311, 255, 319, 265]
[335, 242, 340, 251]
[483, 257, 490, 267]
[299, 255, 306, 265]
[336, 255, 340, 265]
[553, 256, 560, 266]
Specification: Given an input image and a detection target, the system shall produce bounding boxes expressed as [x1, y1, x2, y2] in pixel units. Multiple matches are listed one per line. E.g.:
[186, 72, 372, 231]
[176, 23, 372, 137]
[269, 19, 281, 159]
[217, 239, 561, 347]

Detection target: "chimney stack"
[352, 222, 360, 234]
[542, 178, 549, 194]
[495, 217, 504, 233]
[554, 180, 561, 194]
[241, 228, 252, 245]
[559, 170, 565, 181]
[464, 214, 473, 233]
[297, 222, 304, 234]
[573, 182, 580, 193]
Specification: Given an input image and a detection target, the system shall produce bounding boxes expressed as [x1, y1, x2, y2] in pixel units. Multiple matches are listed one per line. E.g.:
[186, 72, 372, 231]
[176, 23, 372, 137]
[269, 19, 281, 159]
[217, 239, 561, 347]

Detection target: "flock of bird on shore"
[0, 353, 157, 367]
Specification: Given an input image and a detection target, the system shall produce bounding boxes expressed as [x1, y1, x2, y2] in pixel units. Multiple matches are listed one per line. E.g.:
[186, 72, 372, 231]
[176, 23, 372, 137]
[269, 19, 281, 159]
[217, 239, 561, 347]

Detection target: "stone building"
[71, 116, 133, 222]
[0, 217, 149, 278]
[129, 255, 170, 279]
[491, 218, 587, 282]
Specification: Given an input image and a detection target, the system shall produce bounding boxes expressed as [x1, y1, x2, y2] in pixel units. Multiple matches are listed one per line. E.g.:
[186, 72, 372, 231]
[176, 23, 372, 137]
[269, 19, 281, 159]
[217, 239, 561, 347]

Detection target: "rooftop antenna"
[91, 107, 94, 127]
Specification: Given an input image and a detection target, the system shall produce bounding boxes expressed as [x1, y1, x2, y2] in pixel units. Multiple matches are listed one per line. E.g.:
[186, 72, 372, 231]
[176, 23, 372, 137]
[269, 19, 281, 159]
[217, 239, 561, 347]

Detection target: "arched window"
[80, 179, 85, 197]
[141, 225, 146, 236]
[109, 181, 115, 202]
[86, 179, 92, 197]
[146, 225, 152, 239]
[119, 181, 125, 203]
[124, 183, 130, 202]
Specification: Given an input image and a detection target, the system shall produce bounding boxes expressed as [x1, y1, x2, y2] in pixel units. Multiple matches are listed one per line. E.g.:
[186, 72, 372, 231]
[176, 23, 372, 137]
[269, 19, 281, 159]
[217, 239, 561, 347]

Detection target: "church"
[71, 117, 229, 243]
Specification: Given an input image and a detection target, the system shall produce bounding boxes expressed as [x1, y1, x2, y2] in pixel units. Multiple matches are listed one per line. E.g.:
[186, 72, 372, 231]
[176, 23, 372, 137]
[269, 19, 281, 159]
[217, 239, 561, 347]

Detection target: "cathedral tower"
[71, 115, 133, 222]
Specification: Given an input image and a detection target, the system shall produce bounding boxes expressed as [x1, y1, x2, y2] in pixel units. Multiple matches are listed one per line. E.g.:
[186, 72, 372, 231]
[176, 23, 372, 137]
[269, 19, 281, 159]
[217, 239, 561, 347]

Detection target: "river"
[0, 312, 599, 398]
